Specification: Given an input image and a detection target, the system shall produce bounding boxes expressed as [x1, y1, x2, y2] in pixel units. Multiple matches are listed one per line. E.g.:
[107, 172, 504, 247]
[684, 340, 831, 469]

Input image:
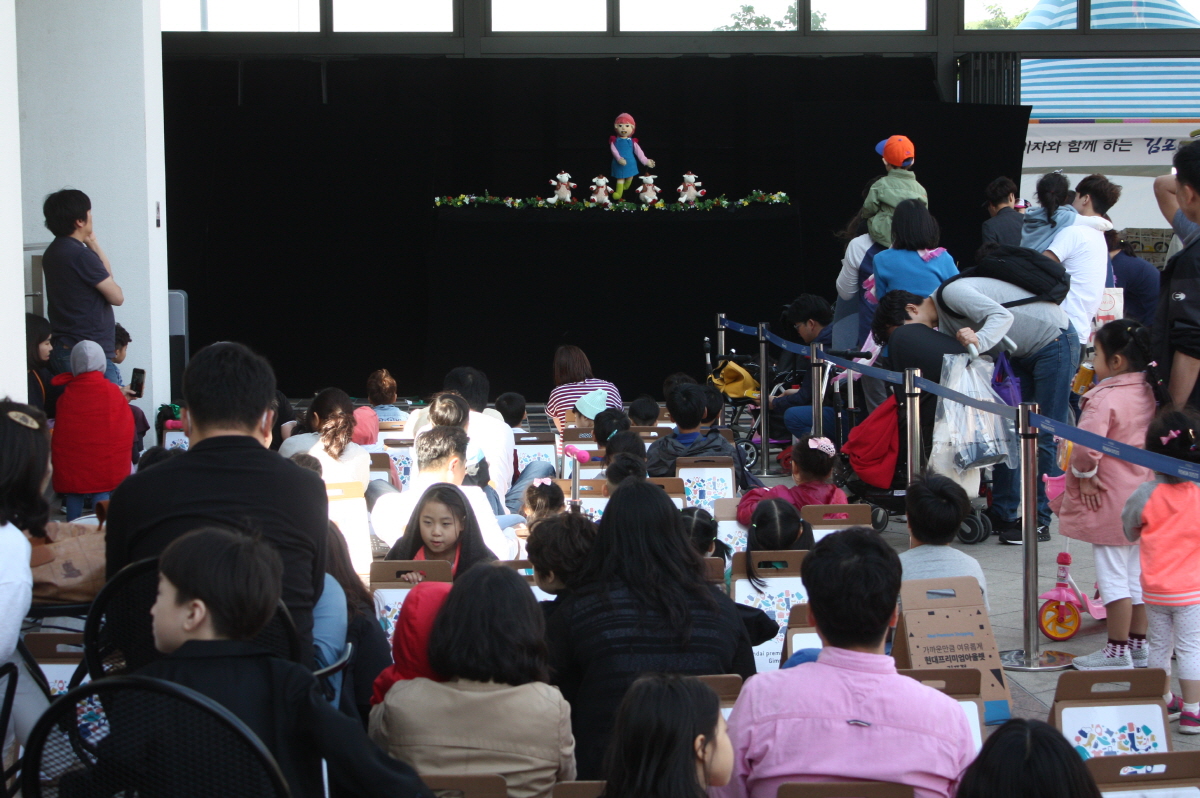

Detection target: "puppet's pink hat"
[614, 113, 636, 127]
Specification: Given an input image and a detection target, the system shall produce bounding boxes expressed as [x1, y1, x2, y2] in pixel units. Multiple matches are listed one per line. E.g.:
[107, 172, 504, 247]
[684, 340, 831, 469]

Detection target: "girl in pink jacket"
[1055, 320, 1167, 672]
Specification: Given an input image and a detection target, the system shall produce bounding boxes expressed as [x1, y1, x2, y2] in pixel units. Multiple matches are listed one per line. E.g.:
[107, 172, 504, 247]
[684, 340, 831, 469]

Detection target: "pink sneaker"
[1168, 694, 1184, 721]
[1180, 709, 1200, 734]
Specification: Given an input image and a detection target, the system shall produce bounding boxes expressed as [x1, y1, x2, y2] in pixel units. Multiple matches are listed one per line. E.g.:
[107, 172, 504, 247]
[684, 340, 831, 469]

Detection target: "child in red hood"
[371, 580, 452, 705]
[50, 341, 133, 520]
[737, 436, 846, 526]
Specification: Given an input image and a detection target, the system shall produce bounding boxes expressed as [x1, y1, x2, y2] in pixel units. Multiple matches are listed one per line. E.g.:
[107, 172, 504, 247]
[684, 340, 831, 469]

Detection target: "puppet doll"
[547, 171, 576, 205]
[609, 113, 655, 201]
[636, 174, 661, 205]
[589, 175, 613, 206]
[677, 172, 706, 205]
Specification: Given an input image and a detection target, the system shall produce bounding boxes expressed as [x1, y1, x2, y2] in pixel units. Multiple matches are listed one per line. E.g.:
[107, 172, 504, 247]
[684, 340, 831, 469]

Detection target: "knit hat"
[70, 340, 106, 376]
[614, 113, 636, 128]
[875, 135, 915, 168]
[574, 389, 608, 420]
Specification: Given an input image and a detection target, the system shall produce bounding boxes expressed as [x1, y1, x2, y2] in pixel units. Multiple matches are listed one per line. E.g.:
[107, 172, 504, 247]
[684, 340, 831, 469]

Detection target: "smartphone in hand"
[129, 368, 146, 399]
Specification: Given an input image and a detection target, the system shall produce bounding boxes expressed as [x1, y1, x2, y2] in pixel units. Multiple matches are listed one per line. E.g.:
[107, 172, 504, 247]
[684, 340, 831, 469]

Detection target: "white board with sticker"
[811, 526, 848, 544]
[374, 587, 415, 642]
[787, 630, 822, 659]
[1101, 790, 1200, 798]
[960, 700, 984, 752]
[733, 576, 808, 672]
[678, 468, 736, 515]
[718, 519, 748, 552]
[1062, 704, 1168, 759]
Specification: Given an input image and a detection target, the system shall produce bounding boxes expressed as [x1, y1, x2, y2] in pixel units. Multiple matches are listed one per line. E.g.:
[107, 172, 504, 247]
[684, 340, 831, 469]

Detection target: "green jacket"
[862, 168, 928, 248]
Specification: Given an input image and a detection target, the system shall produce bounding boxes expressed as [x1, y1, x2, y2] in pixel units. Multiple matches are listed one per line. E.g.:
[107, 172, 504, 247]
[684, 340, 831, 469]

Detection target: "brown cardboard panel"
[562, 428, 598, 444]
[498, 559, 537, 586]
[782, 603, 819, 661]
[369, 559, 453, 591]
[731, 550, 806, 584]
[697, 673, 743, 708]
[801, 504, 872, 527]
[382, 438, 414, 448]
[777, 782, 914, 798]
[369, 452, 391, 469]
[514, 432, 556, 445]
[629, 426, 673, 442]
[704, 558, 726, 584]
[23, 632, 84, 664]
[421, 774, 507, 798]
[326, 481, 365, 500]
[898, 668, 986, 746]
[1088, 750, 1200, 791]
[552, 782, 606, 798]
[1051, 669, 1171, 757]
[378, 421, 406, 432]
[713, 497, 738, 522]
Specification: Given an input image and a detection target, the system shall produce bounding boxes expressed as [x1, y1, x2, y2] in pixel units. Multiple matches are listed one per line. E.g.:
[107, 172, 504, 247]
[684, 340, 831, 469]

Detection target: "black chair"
[0, 662, 20, 796]
[20, 675, 291, 798]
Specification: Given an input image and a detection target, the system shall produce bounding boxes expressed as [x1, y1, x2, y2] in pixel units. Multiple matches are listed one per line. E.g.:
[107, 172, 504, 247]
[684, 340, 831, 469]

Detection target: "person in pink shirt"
[714, 527, 975, 798]
[736, 436, 846, 525]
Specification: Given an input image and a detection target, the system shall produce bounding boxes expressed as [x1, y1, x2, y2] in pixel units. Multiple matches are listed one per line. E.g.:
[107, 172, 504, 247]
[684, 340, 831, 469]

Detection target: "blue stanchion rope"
[719, 318, 758, 337]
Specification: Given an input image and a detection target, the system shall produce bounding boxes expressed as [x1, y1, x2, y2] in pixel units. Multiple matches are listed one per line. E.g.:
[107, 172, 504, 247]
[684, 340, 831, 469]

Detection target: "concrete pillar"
[17, 0, 169, 424]
[0, 0, 24, 400]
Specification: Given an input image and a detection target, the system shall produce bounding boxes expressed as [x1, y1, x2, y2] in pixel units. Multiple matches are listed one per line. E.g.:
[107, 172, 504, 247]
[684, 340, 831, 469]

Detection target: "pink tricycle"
[1037, 474, 1107, 641]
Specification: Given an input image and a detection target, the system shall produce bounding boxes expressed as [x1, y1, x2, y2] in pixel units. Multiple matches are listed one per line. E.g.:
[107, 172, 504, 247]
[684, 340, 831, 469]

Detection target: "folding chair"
[675, 456, 737, 514]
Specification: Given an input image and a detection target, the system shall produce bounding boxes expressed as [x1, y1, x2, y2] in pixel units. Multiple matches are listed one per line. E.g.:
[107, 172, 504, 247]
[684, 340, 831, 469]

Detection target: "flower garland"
[433, 191, 789, 212]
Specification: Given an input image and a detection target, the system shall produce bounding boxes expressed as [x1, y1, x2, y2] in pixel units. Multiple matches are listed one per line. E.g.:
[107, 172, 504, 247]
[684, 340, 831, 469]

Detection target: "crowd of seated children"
[737, 435, 845, 525]
[279, 387, 370, 488]
[545, 479, 754, 778]
[51, 340, 133, 520]
[626, 394, 660, 427]
[370, 564, 575, 798]
[716, 527, 975, 798]
[385, 483, 499, 581]
[368, 368, 409, 423]
[899, 472, 988, 610]
[604, 452, 646, 494]
[139, 527, 430, 798]
[525, 511, 598, 621]
[371, 426, 511, 559]
[647, 383, 747, 488]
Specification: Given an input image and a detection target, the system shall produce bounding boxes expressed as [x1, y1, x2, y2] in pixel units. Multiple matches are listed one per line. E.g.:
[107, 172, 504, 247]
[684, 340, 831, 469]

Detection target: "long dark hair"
[553, 345, 594, 386]
[387, 484, 498, 577]
[308, 387, 356, 460]
[1092, 319, 1169, 406]
[575, 479, 715, 641]
[747, 499, 803, 591]
[602, 675, 719, 798]
[427, 564, 549, 685]
[0, 400, 50, 538]
[25, 314, 51, 371]
[326, 521, 372, 619]
[1036, 172, 1072, 228]
[956, 718, 1101, 798]
[890, 199, 940, 251]
[681, 507, 730, 562]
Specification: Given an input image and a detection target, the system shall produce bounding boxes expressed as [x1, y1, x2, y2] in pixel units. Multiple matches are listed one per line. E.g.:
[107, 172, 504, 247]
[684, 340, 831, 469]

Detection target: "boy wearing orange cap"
[862, 135, 929, 248]
[609, 112, 655, 200]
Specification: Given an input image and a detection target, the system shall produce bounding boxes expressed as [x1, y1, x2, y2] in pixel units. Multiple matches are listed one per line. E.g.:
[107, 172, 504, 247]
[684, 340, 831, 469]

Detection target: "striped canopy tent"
[1019, 0, 1200, 118]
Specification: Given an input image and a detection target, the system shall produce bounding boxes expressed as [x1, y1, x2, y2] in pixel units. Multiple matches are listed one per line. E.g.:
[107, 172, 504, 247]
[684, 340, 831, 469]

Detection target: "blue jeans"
[782, 406, 837, 441]
[49, 342, 122, 385]
[991, 328, 1079, 526]
[64, 492, 110, 522]
[505, 460, 557, 513]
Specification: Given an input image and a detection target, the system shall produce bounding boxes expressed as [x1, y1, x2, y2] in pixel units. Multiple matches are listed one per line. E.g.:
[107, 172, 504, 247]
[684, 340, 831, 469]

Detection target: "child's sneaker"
[1132, 646, 1149, 668]
[1071, 646, 1133, 671]
[1180, 708, 1200, 734]
[1168, 694, 1184, 721]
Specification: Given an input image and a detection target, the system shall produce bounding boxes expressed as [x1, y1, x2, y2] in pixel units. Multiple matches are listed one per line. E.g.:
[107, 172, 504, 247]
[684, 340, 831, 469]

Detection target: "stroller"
[708, 352, 793, 470]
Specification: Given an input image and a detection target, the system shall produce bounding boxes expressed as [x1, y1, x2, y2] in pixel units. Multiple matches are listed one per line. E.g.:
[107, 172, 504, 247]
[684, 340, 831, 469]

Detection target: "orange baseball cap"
[875, 135, 915, 168]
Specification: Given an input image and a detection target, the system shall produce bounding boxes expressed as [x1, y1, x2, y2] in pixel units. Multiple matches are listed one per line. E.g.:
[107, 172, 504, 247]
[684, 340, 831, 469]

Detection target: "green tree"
[965, 4, 1029, 29]
[716, 4, 826, 31]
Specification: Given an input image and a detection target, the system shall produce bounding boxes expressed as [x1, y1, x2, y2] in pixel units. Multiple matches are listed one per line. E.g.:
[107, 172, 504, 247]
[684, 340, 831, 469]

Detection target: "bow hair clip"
[1161, 429, 1181, 445]
[807, 437, 837, 457]
[532, 478, 553, 487]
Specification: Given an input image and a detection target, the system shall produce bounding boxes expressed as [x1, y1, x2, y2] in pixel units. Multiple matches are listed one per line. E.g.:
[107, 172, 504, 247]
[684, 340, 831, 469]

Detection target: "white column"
[0, 0, 24, 400]
[17, 0, 169, 422]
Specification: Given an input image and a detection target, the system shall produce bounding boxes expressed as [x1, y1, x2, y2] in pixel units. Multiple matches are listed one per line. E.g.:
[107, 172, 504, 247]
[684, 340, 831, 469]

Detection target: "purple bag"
[992, 352, 1022, 407]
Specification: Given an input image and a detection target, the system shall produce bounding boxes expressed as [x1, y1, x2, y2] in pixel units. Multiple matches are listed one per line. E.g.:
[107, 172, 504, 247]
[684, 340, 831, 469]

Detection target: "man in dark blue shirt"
[40, 189, 126, 385]
[771, 294, 836, 440]
[1105, 229, 1160, 327]
[981, 176, 1023, 248]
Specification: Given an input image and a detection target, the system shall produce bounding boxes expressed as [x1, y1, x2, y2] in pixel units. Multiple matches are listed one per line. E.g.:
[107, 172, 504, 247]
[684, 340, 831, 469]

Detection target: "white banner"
[1024, 122, 1200, 168]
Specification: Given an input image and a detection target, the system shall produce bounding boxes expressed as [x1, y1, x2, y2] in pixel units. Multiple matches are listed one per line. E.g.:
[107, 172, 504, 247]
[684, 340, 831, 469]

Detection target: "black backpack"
[936, 244, 1070, 319]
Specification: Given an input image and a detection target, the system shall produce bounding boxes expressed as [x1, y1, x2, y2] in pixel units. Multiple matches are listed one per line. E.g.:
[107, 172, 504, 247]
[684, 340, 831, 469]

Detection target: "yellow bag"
[710, 360, 759, 400]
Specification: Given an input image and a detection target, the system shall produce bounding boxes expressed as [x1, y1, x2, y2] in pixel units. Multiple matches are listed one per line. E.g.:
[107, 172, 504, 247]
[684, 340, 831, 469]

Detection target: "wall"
[0, 0, 24, 400]
[17, 0, 169, 421]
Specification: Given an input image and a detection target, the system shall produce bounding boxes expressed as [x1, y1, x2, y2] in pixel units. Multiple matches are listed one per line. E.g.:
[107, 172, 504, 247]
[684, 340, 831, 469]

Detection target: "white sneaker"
[1132, 646, 1149, 668]
[1072, 647, 1134, 671]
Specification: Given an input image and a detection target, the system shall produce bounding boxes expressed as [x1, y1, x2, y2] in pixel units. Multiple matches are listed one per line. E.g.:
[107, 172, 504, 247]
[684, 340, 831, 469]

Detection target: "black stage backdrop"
[163, 56, 1029, 401]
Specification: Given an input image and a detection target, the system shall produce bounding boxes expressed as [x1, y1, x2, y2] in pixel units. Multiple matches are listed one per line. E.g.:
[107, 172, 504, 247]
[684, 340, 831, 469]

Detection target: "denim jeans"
[782, 406, 837, 441]
[991, 327, 1079, 526]
[49, 341, 122, 385]
[64, 492, 111, 522]
[505, 460, 557, 513]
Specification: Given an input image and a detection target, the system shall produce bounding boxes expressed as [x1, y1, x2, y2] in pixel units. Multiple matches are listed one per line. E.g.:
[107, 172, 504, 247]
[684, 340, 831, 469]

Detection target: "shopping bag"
[932, 352, 1017, 473]
[991, 352, 1022, 407]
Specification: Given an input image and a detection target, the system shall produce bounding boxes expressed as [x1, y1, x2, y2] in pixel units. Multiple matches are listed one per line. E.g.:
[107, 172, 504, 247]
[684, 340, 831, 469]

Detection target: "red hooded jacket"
[371, 580, 452, 705]
[50, 371, 134, 494]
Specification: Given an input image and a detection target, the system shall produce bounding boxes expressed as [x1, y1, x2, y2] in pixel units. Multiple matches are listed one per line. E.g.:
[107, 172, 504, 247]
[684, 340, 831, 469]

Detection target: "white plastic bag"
[931, 352, 1017, 474]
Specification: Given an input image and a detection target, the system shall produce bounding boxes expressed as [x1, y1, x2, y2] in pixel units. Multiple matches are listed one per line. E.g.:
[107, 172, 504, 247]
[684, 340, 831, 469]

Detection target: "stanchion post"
[1001, 402, 1072, 672]
[903, 368, 922, 484]
[811, 343, 826, 439]
[569, 455, 582, 513]
[717, 313, 726, 359]
[757, 323, 770, 476]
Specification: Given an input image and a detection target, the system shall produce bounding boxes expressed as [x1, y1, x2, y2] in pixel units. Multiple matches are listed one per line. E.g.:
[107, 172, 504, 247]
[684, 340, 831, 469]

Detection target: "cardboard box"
[892, 577, 1011, 725]
[732, 550, 807, 672]
[1052, 668, 1171, 760]
[898, 668, 985, 752]
[370, 560, 453, 641]
[800, 504, 872, 545]
[697, 673, 744, 719]
[1087, 750, 1200, 795]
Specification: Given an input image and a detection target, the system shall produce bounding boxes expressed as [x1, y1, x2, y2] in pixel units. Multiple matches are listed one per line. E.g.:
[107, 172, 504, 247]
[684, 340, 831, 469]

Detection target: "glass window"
[162, 0, 320, 31]
[964, 0, 1050, 29]
[334, 0, 454, 32]
[619, 0, 798, 32]
[493, 0, 607, 31]
[809, 0, 926, 30]
[1091, 0, 1200, 29]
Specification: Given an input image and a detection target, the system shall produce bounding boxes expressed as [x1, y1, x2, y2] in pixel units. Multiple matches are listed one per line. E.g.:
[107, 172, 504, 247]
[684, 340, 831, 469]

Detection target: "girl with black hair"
[25, 314, 59, 418]
[1021, 171, 1111, 251]
[743, 499, 813, 592]
[386, 484, 498, 580]
[737, 436, 846, 528]
[871, 199, 958, 300]
[279, 387, 370, 488]
[369, 564, 575, 798]
[545, 479, 753, 779]
[602, 675, 732, 798]
[1057, 319, 1163, 671]
[956, 718, 1101, 798]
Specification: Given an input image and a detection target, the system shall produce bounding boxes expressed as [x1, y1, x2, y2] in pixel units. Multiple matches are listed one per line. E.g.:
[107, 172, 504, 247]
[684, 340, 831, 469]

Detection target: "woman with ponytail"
[1056, 319, 1164, 671]
[1021, 171, 1111, 252]
[280, 387, 370, 487]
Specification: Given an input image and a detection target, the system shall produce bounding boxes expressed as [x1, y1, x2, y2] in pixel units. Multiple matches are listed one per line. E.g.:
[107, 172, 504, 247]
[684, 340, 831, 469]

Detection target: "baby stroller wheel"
[738, 441, 758, 469]
[870, 505, 889, 532]
[957, 511, 989, 544]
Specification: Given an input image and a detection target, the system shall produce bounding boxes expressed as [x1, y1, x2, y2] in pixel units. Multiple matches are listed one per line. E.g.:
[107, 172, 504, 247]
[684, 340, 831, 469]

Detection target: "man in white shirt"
[1045, 174, 1123, 341]
[369, 426, 515, 560]
[443, 367, 516, 496]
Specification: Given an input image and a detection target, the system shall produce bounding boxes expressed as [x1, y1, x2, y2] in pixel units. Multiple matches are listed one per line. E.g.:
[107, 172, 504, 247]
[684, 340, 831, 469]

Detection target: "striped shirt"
[545, 379, 622, 426]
